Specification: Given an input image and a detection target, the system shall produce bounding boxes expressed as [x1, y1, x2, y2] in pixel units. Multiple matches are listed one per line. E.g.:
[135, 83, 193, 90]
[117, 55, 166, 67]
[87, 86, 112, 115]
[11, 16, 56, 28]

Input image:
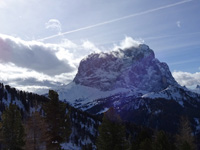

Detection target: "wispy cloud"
[144, 31, 200, 41]
[38, 0, 192, 41]
[45, 19, 62, 33]
[169, 59, 199, 66]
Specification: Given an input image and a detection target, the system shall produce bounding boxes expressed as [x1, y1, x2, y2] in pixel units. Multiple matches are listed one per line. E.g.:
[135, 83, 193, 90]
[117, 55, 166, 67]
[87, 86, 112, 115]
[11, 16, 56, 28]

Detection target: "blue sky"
[0, 0, 200, 93]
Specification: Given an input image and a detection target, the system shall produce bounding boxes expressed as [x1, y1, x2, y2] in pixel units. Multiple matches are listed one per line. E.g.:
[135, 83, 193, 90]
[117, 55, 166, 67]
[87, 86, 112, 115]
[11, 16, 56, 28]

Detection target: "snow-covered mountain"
[57, 43, 200, 133]
[74, 44, 178, 91]
[193, 85, 200, 94]
[57, 44, 199, 109]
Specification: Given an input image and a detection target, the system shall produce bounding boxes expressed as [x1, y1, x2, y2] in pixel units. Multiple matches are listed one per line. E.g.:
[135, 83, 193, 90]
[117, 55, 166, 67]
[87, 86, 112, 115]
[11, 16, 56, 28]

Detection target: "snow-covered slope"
[57, 82, 145, 110]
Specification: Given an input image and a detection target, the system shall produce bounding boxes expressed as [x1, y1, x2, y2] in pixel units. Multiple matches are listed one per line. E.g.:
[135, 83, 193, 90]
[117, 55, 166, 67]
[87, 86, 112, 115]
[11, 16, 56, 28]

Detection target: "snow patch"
[194, 118, 200, 133]
[61, 142, 81, 150]
[57, 82, 132, 108]
[96, 107, 109, 115]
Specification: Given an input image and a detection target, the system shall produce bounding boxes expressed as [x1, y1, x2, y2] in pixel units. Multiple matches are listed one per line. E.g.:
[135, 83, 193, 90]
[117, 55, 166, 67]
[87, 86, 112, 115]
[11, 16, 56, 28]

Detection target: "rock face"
[74, 44, 178, 92]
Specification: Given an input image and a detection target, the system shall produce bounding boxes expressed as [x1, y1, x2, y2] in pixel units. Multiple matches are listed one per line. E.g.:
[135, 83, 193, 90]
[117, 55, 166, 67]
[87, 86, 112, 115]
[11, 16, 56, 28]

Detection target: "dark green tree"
[153, 130, 171, 150]
[139, 138, 153, 150]
[25, 111, 50, 150]
[130, 129, 152, 150]
[44, 90, 71, 150]
[97, 108, 128, 150]
[0, 104, 25, 150]
[176, 117, 196, 150]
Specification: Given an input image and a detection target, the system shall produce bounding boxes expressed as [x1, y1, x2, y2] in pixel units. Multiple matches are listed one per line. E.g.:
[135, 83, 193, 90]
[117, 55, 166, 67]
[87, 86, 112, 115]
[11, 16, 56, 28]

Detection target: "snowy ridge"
[142, 86, 184, 100]
[192, 85, 200, 94]
[142, 85, 200, 107]
[57, 82, 138, 110]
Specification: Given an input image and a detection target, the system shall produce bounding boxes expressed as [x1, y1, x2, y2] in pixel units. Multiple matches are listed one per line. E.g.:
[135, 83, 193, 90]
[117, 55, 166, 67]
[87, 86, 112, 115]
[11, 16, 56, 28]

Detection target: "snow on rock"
[2, 98, 25, 111]
[154, 110, 162, 115]
[192, 85, 200, 94]
[61, 142, 81, 150]
[57, 82, 133, 109]
[142, 86, 183, 100]
[194, 118, 200, 134]
[96, 107, 109, 115]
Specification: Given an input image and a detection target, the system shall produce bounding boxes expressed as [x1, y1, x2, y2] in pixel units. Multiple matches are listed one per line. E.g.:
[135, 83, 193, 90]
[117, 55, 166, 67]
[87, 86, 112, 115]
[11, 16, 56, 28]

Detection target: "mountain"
[193, 85, 200, 94]
[74, 44, 178, 91]
[57, 44, 200, 133]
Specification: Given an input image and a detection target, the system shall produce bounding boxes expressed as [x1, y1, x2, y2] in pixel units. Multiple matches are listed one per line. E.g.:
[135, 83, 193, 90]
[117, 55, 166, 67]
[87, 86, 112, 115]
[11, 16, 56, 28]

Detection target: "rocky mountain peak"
[73, 44, 178, 92]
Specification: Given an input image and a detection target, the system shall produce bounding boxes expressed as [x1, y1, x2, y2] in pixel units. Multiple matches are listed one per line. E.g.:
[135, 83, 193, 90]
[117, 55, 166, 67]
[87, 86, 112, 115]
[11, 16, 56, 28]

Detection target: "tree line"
[97, 108, 197, 150]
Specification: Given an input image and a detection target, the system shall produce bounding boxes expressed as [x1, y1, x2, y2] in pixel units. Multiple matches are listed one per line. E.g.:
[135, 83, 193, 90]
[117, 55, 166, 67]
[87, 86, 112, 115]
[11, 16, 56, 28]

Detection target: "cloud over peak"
[114, 36, 144, 50]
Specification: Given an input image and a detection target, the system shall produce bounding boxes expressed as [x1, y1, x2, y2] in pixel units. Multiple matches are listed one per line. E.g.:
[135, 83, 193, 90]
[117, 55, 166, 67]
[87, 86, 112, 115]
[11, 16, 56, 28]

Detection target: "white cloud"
[0, 34, 76, 75]
[0, 62, 76, 94]
[15, 85, 50, 94]
[82, 40, 101, 53]
[114, 36, 143, 50]
[176, 21, 181, 28]
[0, 1, 7, 8]
[45, 19, 62, 33]
[172, 71, 200, 87]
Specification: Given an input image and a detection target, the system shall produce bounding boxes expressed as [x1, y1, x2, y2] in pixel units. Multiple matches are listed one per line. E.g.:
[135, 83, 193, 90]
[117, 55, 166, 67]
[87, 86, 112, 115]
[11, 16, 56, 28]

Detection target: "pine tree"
[139, 138, 152, 150]
[0, 104, 25, 150]
[130, 129, 152, 150]
[176, 117, 196, 150]
[44, 90, 71, 150]
[97, 108, 128, 150]
[25, 111, 50, 150]
[153, 130, 171, 150]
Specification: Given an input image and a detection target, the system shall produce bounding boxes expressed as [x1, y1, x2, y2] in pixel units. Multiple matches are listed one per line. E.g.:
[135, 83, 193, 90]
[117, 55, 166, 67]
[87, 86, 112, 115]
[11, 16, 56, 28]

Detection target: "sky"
[0, 0, 200, 94]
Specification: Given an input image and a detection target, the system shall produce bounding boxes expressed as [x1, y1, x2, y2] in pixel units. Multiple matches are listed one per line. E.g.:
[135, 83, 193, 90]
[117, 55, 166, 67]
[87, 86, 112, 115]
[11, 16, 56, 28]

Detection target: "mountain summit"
[74, 44, 178, 92]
